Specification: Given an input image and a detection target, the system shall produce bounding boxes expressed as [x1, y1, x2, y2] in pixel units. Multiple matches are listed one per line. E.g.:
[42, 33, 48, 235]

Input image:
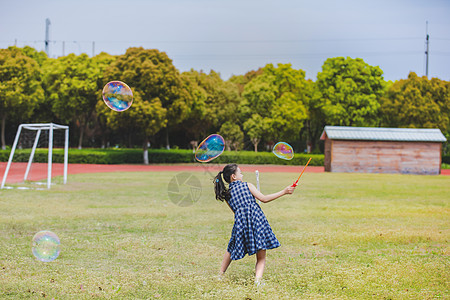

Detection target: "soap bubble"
[102, 81, 133, 112]
[272, 142, 294, 160]
[32, 230, 60, 262]
[195, 134, 225, 162]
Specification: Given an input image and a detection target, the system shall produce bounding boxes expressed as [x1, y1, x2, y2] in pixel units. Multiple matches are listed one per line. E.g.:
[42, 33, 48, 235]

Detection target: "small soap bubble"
[32, 230, 60, 262]
[102, 81, 133, 112]
[195, 134, 225, 162]
[272, 142, 294, 160]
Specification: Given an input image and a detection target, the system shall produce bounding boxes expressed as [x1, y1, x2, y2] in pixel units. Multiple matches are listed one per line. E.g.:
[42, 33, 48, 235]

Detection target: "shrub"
[0, 148, 324, 166]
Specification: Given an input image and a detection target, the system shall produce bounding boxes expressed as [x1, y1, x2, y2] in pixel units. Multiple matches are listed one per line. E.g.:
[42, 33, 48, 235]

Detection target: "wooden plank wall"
[324, 139, 331, 172]
[330, 140, 442, 175]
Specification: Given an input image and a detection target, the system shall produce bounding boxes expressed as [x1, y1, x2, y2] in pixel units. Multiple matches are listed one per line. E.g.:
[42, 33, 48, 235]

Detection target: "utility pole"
[62, 41, 65, 56]
[92, 41, 95, 57]
[45, 18, 51, 57]
[425, 21, 429, 78]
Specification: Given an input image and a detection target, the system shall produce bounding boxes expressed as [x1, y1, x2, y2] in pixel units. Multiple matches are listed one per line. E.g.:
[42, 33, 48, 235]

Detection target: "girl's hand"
[284, 185, 296, 195]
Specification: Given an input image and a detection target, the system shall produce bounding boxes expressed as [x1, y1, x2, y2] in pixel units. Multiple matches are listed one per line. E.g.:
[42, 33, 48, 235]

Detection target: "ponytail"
[214, 171, 228, 202]
[213, 163, 238, 202]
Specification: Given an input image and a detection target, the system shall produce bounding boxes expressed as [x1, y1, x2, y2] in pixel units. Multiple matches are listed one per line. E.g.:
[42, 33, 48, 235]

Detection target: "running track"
[0, 162, 325, 184]
[0, 162, 448, 184]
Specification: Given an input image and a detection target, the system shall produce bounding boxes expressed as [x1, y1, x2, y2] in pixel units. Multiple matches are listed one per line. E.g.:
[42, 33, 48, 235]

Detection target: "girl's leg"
[255, 249, 266, 279]
[219, 251, 232, 274]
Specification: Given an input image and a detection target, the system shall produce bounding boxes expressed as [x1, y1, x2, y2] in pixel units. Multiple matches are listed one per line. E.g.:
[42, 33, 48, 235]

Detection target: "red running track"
[0, 162, 325, 184]
[1, 162, 448, 184]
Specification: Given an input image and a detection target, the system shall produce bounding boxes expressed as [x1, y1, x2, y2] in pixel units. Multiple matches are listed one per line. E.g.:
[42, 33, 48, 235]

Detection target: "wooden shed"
[320, 126, 447, 175]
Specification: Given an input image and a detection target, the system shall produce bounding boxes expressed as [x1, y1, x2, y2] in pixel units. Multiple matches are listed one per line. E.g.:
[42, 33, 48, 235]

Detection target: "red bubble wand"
[292, 157, 312, 187]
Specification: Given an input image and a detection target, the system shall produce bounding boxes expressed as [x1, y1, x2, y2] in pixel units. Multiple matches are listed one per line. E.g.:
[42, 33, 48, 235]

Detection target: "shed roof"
[320, 126, 447, 142]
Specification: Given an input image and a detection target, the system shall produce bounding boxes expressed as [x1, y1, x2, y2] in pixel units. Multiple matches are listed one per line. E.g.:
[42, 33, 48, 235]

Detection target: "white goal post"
[1, 123, 69, 189]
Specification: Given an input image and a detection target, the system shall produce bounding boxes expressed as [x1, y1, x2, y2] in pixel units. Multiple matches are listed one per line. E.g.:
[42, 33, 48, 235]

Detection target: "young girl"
[214, 163, 296, 284]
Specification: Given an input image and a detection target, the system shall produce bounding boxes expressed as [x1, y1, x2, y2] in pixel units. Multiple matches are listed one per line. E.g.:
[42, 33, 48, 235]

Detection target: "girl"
[214, 163, 296, 285]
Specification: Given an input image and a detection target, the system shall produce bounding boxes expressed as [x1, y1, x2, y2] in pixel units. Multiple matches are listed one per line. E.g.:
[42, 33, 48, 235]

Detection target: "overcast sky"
[1, 0, 449, 81]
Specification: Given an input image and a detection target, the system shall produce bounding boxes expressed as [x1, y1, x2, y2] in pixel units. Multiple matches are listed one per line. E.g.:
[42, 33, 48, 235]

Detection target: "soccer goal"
[1, 123, 69, 189]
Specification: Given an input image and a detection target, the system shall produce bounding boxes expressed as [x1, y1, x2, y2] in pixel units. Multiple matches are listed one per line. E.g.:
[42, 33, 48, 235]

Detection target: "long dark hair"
[214, 163, 238, 202]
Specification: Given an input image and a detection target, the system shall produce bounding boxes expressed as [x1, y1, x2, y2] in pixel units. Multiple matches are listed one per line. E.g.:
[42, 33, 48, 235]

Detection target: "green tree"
[229, 68, 263, 96]
[94, 98, 111, 148]
[315, 57, 386, 127]
[380, 72, 450, 132]
[104, 47, 188, 149]
[20, 47, 54, 123]
[21, 46, 48, 67]
[243, 114, 269, 152]
[240, 63, 308, 146]
[179, 70, 241, 142]
[43, 52, 112, 149]
[0, 47, 44, 149]
[105, 90, 167, 164]
[301, 79, 322, 152]
[89, 52, 117, 147]
[220, 121, 244, 151]
[178, 70, 209, 140]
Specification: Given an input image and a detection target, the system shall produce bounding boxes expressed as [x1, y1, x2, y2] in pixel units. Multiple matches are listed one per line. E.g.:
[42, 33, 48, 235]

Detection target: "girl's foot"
[217, 272, 225, 281]
[255, 277, 265, 288]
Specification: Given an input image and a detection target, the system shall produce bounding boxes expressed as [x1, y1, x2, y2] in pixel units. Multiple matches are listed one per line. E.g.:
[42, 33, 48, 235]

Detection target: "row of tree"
[1, 46, 449, 160]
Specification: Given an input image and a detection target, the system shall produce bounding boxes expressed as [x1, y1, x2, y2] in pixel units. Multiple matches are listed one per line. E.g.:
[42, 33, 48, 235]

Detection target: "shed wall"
[324, 139, 331, 172]
[329, 140, 442, 175]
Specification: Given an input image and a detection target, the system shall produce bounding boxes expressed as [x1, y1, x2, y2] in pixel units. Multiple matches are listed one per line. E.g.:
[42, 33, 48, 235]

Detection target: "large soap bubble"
[195, 134, 225, 162]
[32, 230, 61, 262]
[272, 142, 294, 160]
[102, 81, 133, 112]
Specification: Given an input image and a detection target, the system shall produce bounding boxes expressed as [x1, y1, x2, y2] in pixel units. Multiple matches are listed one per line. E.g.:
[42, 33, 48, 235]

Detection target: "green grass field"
[0, 168, 449, 299]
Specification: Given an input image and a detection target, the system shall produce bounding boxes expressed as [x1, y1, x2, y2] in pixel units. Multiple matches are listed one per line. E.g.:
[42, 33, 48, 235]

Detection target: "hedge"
[3, 149, 450, 169]
[0, 148, 324, 166]
[2, 149, 449, 167]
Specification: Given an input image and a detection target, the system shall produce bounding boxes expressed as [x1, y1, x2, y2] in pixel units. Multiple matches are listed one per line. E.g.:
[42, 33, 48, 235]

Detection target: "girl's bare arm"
[247, 182, 295, 203]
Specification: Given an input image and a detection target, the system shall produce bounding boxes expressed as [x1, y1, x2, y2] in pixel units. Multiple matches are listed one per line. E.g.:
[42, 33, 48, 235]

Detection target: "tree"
[89, 52, 117, 148]
[43, 52, 113, 149]
[94, 98, 111, 148]
[104, 47, 188, 149]
[270, 91, 308, 141]
[243, 114, 269, 152]
[229, 68, 263, 96]
[315, 57, 386, 127]
[380, 72, 450, 132]
[240, 63, 308, 146]
[21, 46, 48, 67]
[206, 72, 241, 132]
[220, 121, 244, 151]
[178, 70, 211, 140]
[300, 79, 322, 152]
[20, 47, 55, 123]
[0, 47, 44, 149]
[178, 70, 241, 142]
[105, 90, 167, 164]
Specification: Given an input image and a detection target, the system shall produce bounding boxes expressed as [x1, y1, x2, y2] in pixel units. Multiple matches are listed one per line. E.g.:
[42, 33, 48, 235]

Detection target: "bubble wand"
[292, 157, 312, 187]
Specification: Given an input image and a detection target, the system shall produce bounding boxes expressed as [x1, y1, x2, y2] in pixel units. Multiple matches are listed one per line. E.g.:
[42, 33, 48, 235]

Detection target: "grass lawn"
[0, 167, 448, 299]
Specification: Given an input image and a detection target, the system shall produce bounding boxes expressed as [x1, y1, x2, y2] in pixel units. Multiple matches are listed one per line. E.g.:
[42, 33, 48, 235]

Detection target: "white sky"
[1, 0, 449, 81]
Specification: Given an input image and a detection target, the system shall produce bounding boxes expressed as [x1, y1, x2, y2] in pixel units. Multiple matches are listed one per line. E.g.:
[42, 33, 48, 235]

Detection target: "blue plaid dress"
[226, 180, 280, 260]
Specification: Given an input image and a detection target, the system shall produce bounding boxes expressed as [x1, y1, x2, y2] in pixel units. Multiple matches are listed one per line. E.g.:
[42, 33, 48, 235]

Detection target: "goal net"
[1, 123, 69, 189]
